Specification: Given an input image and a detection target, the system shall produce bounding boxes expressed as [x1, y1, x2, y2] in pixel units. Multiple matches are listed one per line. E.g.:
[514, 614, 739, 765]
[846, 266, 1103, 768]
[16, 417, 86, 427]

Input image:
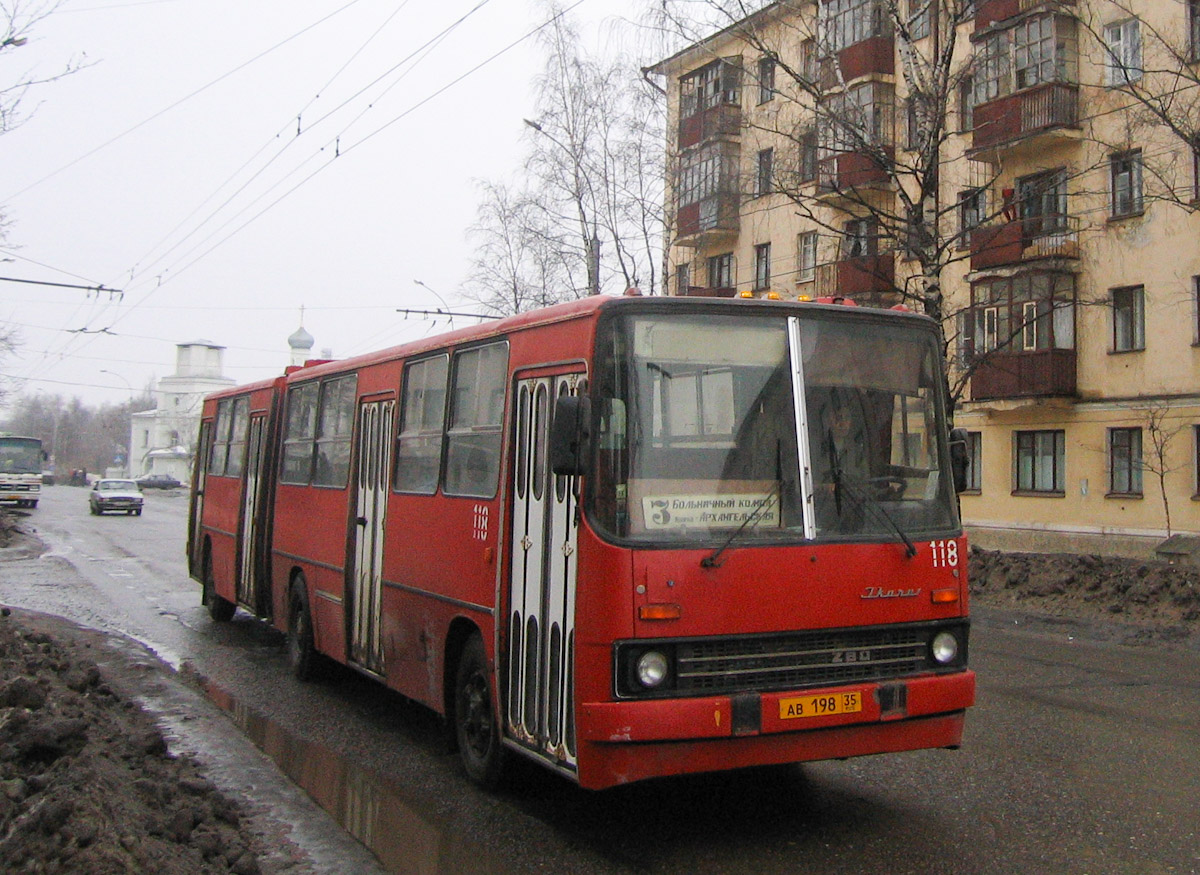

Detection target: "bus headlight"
[636, 650, 669, 688]
[931, 631, 959, 665]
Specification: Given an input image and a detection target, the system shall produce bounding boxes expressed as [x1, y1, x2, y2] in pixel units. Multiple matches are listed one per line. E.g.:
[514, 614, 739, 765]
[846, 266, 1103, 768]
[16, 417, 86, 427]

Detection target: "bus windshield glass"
[590, 310, 958, 545]
[0, 438, 43, 475]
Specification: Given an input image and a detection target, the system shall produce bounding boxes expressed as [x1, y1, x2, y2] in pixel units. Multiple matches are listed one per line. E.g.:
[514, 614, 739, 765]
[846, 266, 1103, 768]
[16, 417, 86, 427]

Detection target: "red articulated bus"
[188, 294, 975, 791]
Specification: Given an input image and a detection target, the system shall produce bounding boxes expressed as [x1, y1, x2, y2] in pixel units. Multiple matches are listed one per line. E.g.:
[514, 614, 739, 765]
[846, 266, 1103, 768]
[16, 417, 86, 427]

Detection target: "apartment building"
[650, 0, 1200, 557]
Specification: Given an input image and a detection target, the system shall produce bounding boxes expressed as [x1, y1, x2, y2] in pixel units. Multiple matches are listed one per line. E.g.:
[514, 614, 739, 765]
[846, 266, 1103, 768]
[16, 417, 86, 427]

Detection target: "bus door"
[506, 372, 583, 769]
[349, 398, 394, 676]
[235, 415, 268, 614]
[188, 420, 212, 578]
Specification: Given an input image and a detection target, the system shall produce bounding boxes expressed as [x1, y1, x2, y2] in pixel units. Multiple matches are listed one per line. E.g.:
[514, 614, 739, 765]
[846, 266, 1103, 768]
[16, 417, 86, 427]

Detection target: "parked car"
[89, 479, 144, 516]
[136, 473, 182, 490]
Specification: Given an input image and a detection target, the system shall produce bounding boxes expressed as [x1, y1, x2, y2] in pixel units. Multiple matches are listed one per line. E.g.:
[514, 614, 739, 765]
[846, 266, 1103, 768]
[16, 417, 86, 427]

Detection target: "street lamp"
[99, 369, 133, 398]
[523, 118, 601, 296]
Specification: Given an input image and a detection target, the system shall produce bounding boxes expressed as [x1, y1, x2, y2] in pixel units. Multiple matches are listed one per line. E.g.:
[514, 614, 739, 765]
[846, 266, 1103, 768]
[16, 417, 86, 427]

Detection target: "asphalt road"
[3, 484, 1199, 874]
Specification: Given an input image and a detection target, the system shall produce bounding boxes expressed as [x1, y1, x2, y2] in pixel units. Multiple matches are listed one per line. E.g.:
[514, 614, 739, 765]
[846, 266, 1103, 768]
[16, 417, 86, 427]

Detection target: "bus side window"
[313, 376, 356, 488]
[395, 354, 449, 494]
[444, 342, 509, 498]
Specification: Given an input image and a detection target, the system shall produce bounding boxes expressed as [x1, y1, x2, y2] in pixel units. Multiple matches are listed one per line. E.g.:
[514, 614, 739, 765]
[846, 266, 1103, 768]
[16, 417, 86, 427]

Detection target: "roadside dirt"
[1, 507, 1198, 873]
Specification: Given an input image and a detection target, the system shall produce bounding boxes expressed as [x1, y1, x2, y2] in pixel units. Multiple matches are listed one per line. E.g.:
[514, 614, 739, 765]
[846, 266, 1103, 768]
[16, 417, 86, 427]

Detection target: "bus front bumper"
[574, 670, 975, 789]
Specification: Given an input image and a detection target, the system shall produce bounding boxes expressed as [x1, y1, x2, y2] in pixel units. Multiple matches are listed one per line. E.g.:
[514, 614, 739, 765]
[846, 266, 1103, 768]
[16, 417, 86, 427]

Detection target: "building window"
[1018, 168, 1068, 237]
[1013, 14, 1057, 89]
[824, 0, 889, 54]
[1015, 430, 1065, 494]
[675, 263, 691, 295]
[678, 142, 737, 210]
[965, 431, 982, 492]
[974, 32, 1007, 104]
[679, 58, 742, 118]
[967, 272, 1075, 360]
[798, 231, 818, 283]
[1193, 138, 1200, 202]
[1108, 427, 1143, 496]
[757, 56, 776, 104]
[708, 253, 733, 289]
[798, 129, 818, 181]
[1112, 285, 1145, 352]
[753, 243, 772, 290]
[907, 0, 930, 40]
[757, 148, 774, 196]
[958, 76, 975, 131]
[824, 82, 894, 152]
[842, 218, 877, 258]
[959, 188, 987, 234]
[1193, 275, 1200, 345]
[1191, 0, 1200, 62]
[1110, 150, 1143, 217]
[1104, 18, 1142, 85]
[1194, 424, 1200, 496]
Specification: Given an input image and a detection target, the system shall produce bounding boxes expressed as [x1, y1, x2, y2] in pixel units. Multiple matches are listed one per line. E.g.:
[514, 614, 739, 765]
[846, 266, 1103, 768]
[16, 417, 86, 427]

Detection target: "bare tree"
[1, 1, 86, 135]
[462, 179, 578, 316]
[1140, 400, 1188, 537]
[470, 0, 667, 307]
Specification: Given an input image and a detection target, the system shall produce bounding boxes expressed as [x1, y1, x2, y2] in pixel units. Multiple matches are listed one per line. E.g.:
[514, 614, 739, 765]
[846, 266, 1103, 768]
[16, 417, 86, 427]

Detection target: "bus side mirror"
[949, 428, 969, 494]
[550, 394, 591, 476]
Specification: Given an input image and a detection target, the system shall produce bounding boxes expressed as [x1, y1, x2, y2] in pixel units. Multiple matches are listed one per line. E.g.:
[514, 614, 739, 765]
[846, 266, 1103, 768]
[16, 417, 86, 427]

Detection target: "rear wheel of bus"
[454, 633, 505, 789]
[202, 547, 235, 622]
[287, 576, 318, 681]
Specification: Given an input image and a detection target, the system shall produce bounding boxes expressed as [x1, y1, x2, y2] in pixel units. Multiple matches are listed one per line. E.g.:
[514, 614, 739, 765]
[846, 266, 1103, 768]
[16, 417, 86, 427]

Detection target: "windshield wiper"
[831, 476, 918, 558]
[700, 484, 781, 569]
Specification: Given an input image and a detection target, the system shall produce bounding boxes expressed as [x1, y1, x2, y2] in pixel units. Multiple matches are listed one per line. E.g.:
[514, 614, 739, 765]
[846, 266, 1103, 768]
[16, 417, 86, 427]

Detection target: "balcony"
[678, 103, 741, 151]
[969, 216, 1080, 271]
[815, 253, 896, 302]
[975, 0, 1074, 31]
[970, 348, 1077, 400]
[817, 150, 892, 195]
[679, 285, 736, 298]
[971, 82, 1079, 152]
[675, 191, 740, 247]
[819, 35, 895, 87]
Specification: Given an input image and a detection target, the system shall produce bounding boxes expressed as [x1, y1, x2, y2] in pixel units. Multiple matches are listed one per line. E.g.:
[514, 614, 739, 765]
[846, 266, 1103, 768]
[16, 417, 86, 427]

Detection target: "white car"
[89, 479, 144, 516]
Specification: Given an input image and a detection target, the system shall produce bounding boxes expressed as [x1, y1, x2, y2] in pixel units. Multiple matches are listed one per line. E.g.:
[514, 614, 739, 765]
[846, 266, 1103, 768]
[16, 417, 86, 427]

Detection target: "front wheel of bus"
[454, 633, 505, 789]
[288, 579, 317, 682]
[203, 555, 236, 622]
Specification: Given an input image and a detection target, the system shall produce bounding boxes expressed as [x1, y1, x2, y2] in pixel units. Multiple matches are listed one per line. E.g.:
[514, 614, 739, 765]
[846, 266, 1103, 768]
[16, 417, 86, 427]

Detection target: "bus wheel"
[454, 633, 505, 789]
[203, 557, 236, 622]
[287, 579, 317, 681]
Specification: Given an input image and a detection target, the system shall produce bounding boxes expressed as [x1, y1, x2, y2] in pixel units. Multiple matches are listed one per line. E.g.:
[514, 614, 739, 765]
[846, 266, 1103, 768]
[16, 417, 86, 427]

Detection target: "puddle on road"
[203, 682, 500, 874]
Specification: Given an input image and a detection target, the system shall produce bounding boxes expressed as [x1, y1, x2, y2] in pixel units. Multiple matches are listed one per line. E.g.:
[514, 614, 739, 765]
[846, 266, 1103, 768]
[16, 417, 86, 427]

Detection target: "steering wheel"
[868, 476, 906, 498]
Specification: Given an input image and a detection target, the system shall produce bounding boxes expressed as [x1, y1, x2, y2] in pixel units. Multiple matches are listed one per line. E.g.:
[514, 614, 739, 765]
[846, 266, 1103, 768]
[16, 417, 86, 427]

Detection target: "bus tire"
[203, 555, 236, 622]
[454, 633, 505, 789]
[287, 578, 317, 681]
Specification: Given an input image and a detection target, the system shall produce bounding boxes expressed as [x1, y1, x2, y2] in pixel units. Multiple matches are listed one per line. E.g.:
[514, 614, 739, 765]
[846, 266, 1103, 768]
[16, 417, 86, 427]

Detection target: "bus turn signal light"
[932, 588, 959, 604]
[639, 603, 682, 620]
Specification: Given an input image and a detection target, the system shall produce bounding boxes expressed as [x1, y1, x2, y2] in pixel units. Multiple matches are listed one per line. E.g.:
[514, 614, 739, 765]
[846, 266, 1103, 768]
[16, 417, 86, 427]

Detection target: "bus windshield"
[590, 310, 958, 546]
[0, 438, 43, 475]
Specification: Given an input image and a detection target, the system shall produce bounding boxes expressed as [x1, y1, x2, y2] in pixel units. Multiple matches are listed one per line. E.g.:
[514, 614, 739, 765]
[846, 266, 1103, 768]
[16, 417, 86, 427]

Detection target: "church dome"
[288, 325, 315, 351]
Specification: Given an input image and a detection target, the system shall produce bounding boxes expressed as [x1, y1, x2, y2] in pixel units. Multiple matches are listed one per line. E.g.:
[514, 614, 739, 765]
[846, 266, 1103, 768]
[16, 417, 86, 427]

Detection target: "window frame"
[965, 431, 983, 492]
[1014, 429, 1065, 494]
[753, 242, 772, 290]
[1111, 285, 1145, 353]
[1108, 427, 1143, 497]
[1109, 150, 1143, 218]
[394, 353, 450, 495]
[1104, 18, 1142, 86]
[756, 147, 774, 197]
[443, 341, 509, 499]
[797, 231, 818, 283]
[707, 252, 734, 290]
[757, 56, 776, 104]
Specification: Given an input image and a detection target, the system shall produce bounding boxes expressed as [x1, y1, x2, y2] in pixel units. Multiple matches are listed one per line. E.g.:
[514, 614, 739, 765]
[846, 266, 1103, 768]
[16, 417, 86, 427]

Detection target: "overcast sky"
[1, 0, 655, 408]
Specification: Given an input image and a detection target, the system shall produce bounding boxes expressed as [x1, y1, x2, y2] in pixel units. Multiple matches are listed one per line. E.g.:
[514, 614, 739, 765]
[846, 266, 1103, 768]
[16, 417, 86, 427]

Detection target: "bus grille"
[675, 627, 929, 694]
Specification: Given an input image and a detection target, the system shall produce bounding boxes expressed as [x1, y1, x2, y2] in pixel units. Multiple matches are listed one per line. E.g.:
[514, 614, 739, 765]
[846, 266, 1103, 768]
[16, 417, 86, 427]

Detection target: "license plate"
[779, 691, 863, 720]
